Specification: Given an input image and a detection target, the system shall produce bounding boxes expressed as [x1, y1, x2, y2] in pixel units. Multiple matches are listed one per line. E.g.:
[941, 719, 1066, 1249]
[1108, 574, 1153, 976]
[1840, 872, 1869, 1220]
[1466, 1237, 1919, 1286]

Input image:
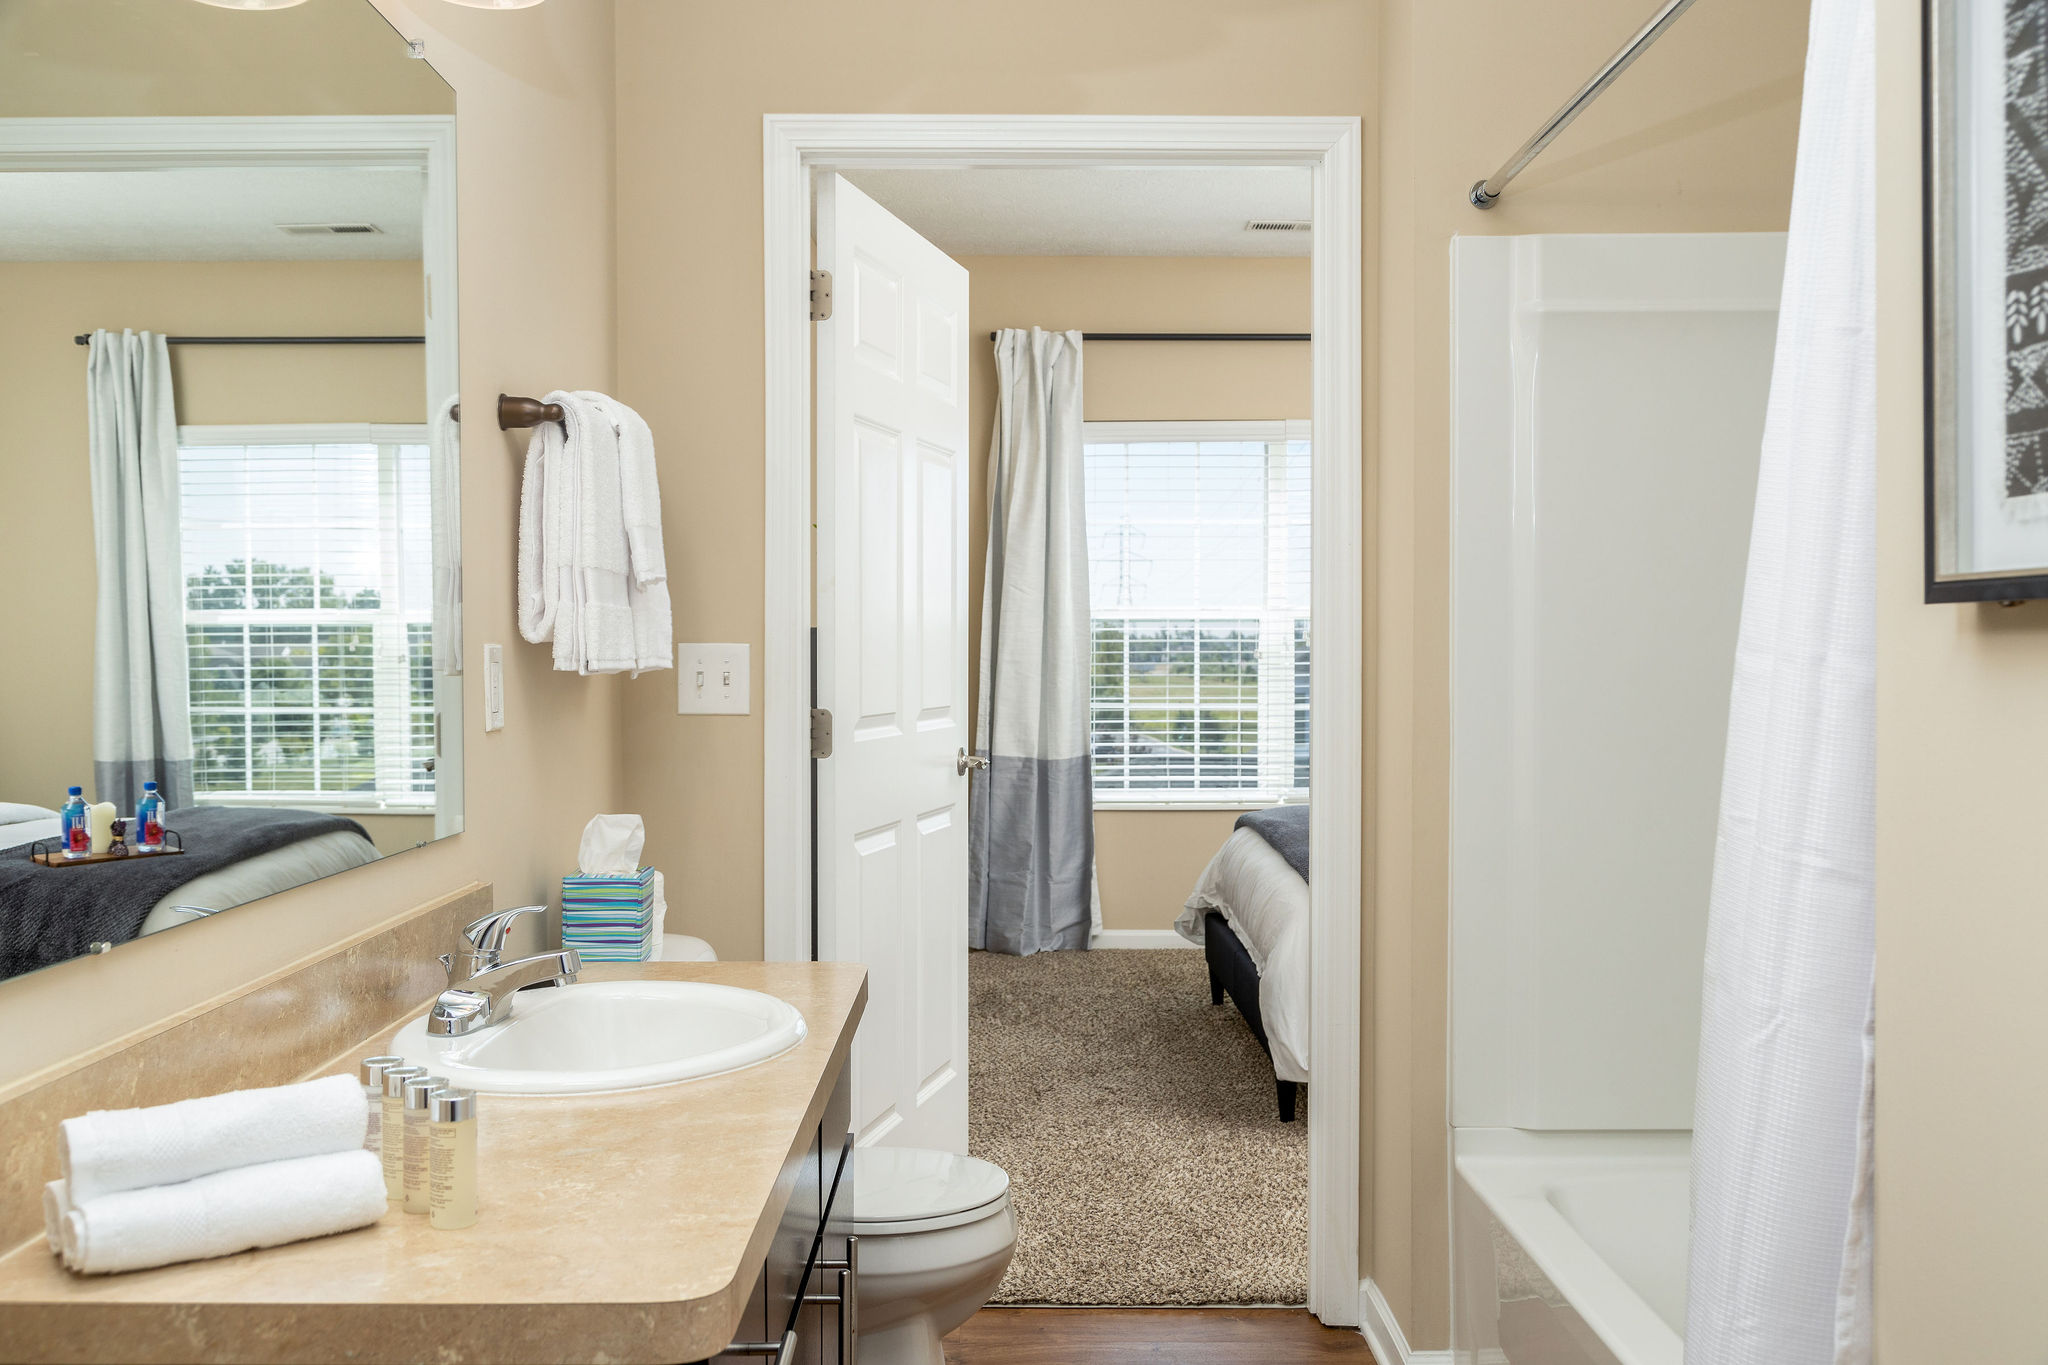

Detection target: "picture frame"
[1924, 0, 2048, 601]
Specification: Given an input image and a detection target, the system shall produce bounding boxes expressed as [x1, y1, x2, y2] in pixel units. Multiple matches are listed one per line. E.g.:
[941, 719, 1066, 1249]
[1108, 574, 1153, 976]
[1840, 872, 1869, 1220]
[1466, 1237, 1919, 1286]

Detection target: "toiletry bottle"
[428, 1088, 478, 1230]
[402, 1074, 448, 1214]
[134, 782, 165, 852]
[380, 1065, 427, 1202]
[59, 787, 89, 859]
[358, 1056, 405, 1155]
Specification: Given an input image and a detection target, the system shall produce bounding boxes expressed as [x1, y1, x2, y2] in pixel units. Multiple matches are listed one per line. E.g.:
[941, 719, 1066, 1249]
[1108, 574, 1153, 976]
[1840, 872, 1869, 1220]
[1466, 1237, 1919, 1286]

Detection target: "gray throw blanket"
[1235, 804, 1309, 882]
[0, 806, 372, 978]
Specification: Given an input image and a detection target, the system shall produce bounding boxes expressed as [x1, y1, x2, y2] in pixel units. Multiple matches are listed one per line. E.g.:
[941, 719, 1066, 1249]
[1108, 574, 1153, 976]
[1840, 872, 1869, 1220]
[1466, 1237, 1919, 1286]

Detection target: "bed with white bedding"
[0, 804, 381, 977]
[1175, 815, 1311, 1118]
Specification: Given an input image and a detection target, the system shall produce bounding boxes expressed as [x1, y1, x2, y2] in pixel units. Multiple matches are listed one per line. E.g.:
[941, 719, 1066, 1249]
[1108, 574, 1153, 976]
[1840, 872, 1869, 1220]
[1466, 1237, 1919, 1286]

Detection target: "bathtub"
[1452, 1130, 1690, 1365]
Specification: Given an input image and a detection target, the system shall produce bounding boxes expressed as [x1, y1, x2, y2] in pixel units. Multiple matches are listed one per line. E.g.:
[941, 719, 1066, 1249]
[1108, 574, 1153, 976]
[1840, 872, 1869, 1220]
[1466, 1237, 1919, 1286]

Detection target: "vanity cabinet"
[708, 1066, 854, 1365]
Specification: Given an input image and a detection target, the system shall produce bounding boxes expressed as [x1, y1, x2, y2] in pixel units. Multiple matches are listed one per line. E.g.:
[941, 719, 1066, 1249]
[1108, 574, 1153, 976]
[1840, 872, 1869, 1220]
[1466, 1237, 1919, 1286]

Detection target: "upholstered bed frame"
[1202, 909, 1299, 1122]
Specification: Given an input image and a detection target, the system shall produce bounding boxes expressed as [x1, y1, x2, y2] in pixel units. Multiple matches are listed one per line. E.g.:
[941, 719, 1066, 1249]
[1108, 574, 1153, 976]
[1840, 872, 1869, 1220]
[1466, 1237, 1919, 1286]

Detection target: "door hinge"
[810, 707, 834, 759]
[809, 269, 833, 322]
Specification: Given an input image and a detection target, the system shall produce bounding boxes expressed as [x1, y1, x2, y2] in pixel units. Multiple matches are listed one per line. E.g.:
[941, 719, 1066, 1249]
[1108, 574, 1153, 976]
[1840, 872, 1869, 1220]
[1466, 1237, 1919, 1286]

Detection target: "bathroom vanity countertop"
[0, 960, 867, 1365]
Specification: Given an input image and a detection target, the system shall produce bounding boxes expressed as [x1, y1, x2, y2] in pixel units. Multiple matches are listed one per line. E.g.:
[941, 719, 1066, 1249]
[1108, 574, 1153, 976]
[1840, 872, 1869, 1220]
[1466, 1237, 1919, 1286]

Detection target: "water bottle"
[135, 781, 165, 853]
[59, 786, 90, 859]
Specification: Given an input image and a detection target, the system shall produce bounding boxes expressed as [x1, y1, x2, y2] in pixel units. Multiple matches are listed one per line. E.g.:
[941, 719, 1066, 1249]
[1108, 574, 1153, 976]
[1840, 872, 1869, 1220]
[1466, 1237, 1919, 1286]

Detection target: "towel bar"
[450, 393, 565, 431]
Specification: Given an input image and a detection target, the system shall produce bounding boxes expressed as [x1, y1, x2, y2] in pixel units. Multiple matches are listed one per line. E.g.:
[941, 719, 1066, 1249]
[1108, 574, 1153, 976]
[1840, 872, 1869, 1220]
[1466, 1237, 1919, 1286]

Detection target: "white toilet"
[831, 1147, 1015, 1365]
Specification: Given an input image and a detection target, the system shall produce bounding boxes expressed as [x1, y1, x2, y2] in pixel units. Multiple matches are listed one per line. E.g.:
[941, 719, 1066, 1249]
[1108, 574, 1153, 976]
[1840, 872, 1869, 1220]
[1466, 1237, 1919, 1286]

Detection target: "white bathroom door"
[815, 173, 972, 1154]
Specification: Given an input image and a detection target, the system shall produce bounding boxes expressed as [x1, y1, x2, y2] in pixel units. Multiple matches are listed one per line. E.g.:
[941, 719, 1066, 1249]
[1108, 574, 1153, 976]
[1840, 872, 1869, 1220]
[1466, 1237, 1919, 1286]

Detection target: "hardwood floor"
[944, 1308, 1380, 1364]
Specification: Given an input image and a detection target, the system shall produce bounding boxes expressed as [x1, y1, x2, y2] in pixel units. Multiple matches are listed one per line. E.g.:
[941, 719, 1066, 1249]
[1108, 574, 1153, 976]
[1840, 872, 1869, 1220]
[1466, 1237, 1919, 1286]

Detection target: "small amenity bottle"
[134, 782, 165, 852]
[402, 1074, 448, 1213]
[358, 1056, 406, 1154]
[59, 788, 90, 859]
[380, 1065, 426, 1201]
[428, 1088, 478, 1230]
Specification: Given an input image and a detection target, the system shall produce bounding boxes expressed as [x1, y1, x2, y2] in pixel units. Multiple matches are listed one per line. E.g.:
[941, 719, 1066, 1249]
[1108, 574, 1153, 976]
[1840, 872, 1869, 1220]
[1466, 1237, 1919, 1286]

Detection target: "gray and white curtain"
[969, 328, 1093, 955]
[87, 330, 192, 812]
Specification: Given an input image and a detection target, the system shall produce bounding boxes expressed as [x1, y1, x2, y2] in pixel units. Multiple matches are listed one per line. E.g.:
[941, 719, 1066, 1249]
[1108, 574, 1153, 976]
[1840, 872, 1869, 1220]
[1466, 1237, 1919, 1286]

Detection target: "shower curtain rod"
[72, 334, 425, 346]
[986, 331, 1309, 342]
[1468, 0, 1701, 209]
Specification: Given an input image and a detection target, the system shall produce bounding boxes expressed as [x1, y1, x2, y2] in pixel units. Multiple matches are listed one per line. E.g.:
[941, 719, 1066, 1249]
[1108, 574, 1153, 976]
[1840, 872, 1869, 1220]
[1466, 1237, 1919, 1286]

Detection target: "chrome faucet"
[429, 906, 581, 1037]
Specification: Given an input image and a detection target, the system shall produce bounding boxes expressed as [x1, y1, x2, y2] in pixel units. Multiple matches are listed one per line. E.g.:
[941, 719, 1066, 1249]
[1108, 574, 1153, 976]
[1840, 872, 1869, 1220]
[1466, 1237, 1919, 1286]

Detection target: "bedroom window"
[1084, 420, 1310, 805]
[176, 425, 436, 813]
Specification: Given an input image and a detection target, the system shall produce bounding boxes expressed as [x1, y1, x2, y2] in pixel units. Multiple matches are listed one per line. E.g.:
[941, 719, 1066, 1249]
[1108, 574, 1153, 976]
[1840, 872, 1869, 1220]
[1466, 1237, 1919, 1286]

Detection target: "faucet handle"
[461, 905, 550, 965]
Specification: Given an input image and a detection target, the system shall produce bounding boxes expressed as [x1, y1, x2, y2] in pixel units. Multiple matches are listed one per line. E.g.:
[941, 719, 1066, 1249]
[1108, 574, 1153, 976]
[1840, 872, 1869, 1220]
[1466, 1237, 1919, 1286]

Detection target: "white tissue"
[59, 1073, 368, 1205]
[578, 813, 645, 875]
[61, 1149, 386, 1275]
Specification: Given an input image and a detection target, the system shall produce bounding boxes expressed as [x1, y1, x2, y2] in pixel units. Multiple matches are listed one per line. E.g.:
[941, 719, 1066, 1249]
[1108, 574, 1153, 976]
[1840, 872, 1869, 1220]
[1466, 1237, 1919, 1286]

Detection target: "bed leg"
[1277, 1079, 1297, 1123]
[1208, 958, 1226, 1007]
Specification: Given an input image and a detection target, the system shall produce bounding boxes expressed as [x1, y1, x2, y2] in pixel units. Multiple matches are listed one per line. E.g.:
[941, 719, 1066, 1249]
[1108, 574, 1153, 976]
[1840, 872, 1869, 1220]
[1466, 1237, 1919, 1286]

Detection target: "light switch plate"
[677, 643, 750, 715]
[483, 644, 505, 732]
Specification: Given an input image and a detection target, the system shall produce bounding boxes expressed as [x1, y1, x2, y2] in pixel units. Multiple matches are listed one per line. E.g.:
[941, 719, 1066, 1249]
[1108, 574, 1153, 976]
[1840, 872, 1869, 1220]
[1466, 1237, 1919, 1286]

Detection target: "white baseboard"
[1090, 929, 1198, 949]
[1358, 1278, 1452, 1365]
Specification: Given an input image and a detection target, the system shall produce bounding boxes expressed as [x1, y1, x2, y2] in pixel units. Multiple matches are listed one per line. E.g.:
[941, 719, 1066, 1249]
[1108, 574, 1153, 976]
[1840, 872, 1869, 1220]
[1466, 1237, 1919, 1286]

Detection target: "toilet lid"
[839, 1147, 1009, 1226]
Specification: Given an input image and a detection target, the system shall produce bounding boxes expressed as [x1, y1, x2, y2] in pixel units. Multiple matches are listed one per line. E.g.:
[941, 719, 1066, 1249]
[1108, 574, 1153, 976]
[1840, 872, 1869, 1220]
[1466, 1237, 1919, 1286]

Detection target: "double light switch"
[677, 643, 750, 715]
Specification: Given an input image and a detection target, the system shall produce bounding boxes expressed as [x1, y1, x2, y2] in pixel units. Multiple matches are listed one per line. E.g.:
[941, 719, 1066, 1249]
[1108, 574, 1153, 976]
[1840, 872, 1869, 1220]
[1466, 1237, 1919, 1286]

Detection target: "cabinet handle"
[805, 1234, 859, 1365]
[721, 1329, 796, 1364]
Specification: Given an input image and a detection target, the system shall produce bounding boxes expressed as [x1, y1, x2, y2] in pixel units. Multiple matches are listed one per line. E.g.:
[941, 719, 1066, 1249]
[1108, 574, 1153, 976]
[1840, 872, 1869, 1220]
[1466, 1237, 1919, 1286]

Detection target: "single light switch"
[483, 644, 505, 732]
[676, 643, 750, 715]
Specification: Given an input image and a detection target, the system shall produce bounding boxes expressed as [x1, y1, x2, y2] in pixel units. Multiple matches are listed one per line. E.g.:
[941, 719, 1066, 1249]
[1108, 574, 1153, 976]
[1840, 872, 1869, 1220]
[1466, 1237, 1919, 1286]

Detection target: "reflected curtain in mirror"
[87, 330, 192, 812]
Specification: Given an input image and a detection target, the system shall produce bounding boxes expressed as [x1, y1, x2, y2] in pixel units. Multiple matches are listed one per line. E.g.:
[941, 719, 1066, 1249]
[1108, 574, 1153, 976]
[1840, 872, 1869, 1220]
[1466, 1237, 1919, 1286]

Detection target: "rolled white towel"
[62, 1149, 386, 1275]
[43, 1179, 69, 1255]
[60, 1074, 367, 1205]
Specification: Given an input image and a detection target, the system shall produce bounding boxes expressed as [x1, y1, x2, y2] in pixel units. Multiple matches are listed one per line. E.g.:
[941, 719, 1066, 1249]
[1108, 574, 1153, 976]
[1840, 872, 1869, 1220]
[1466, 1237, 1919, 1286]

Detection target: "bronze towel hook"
[449, 394, 566, 431]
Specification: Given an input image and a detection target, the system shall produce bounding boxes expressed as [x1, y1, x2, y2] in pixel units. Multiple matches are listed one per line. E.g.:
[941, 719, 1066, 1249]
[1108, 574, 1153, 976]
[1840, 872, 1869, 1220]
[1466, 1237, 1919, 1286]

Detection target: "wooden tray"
[30, 833, 184, 867]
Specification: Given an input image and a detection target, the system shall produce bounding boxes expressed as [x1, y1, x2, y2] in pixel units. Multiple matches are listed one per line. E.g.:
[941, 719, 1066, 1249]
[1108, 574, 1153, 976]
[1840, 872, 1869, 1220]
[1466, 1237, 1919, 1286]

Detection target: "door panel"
[817, 173, 971, 1154]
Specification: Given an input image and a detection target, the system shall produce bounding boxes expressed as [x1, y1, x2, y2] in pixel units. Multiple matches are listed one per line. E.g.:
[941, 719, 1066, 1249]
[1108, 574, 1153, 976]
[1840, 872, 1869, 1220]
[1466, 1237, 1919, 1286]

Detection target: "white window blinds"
[1084, 420, 1310, 803]
[177, 425, 435, 812]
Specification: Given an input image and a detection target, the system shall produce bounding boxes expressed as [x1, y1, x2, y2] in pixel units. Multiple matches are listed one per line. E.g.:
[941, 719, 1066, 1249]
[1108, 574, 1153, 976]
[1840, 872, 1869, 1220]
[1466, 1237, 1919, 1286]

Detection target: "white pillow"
[0, 802, 60, 824]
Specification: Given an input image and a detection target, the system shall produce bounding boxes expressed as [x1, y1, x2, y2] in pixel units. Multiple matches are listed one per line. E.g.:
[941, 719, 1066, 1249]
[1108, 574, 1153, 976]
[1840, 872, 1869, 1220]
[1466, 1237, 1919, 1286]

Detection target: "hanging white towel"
[60, 1149, 385, 1275]
[59, 1073, 368, 1205]
[518, 390, 672, 676]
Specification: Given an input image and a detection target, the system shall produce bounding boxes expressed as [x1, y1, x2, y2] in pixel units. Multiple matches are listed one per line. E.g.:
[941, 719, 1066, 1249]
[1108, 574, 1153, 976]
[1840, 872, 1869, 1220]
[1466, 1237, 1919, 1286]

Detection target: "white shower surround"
[1449, 232, 1785, 1363]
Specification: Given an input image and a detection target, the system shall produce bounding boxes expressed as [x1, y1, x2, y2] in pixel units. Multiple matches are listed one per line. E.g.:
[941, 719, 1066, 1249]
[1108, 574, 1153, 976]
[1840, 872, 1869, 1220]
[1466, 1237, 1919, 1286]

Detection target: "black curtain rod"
[987, 331, 1310, 343]
[73, 334, 425, 347]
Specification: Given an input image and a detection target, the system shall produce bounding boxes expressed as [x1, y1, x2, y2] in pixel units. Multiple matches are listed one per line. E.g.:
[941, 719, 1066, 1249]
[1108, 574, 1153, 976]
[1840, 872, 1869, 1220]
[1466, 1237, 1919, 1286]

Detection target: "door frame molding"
[761, 113, 1363, 1324]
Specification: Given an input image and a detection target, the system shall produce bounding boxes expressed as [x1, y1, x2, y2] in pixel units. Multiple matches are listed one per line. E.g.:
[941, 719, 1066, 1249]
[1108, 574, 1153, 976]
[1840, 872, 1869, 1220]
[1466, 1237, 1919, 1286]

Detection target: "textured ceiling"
[841, 166, 1312, 258]
[0, 166, 425, 262]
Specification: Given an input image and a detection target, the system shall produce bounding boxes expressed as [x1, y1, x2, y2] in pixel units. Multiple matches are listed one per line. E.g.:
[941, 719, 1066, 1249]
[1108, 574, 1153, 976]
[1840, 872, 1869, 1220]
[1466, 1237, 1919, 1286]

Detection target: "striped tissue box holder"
[561, 866, 657, 962]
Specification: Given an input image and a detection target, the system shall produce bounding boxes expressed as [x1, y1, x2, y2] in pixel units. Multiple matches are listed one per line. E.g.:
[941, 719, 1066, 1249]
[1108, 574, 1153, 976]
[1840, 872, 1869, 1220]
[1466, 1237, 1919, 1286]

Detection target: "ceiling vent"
[276, 222, 383, 236]
[1245, 219, 1311, 234]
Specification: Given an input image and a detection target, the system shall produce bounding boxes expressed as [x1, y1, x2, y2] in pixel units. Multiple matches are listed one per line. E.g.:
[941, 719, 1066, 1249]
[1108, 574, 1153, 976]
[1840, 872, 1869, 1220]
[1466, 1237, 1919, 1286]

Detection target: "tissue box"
[561, 867, 657, 962]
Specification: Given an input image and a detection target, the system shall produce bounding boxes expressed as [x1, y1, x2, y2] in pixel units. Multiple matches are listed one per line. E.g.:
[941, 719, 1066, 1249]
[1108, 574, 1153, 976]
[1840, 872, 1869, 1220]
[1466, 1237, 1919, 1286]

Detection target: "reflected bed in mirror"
[0, 0, 461, 982]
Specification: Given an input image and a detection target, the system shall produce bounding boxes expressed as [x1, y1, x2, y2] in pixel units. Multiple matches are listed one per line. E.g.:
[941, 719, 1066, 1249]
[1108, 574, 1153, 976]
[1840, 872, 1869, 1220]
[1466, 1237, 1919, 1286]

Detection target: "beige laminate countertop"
[0, 960, 867, 1365]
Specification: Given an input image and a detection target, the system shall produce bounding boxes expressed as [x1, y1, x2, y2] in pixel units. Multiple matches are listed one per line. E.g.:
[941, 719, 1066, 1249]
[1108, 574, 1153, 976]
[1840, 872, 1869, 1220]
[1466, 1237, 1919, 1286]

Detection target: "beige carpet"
[969, 948, 1307, 1306]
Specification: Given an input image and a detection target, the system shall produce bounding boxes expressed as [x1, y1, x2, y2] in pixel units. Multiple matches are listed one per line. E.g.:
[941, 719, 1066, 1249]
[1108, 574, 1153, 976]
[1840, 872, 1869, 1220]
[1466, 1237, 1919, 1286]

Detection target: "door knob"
[957, 748, 989, 776]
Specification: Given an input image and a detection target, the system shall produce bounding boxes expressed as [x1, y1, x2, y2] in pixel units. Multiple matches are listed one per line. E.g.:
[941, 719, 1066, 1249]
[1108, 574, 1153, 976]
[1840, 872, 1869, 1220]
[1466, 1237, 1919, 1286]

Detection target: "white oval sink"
[390, 980, 807, 1096]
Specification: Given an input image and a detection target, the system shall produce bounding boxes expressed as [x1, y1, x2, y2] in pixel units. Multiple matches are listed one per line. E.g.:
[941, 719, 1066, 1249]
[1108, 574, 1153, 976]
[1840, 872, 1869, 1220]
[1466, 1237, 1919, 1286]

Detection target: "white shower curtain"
[86, 329, 193, 813]
[1685, 0, 1876, 1359]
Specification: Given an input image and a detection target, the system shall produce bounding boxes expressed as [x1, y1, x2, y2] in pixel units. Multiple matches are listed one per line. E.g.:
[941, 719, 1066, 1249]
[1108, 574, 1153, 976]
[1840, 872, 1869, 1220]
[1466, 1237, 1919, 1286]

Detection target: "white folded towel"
[59, 1073, 367, 1205]
[43, 1179, 69, 1254]
[60, 1149, 386, 1275]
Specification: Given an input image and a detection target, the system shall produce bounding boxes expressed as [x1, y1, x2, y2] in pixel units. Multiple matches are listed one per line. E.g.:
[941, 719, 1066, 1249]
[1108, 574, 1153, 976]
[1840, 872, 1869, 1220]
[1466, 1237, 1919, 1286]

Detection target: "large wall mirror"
[0, 0, 461, 983]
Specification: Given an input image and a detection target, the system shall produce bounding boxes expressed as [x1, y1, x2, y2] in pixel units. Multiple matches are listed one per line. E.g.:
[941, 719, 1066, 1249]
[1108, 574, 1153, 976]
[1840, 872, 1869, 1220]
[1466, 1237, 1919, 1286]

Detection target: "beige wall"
[1370, 0, 1807, 1342]
[0, 0, 452, 118]
[1872, 0, 2048, 1356]
[961, 255, 1309, 934]
[0, 0, 622, 1088]
[0, 259, 427, 808]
